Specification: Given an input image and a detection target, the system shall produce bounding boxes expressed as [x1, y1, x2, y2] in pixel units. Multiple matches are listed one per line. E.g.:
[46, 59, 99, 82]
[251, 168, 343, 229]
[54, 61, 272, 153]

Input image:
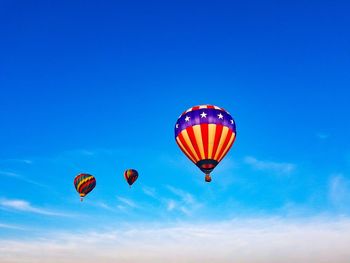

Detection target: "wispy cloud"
[166, 199, 176, 211]
[142, 186, 199, 216]
[117, 205, 127, 211]
[244, 156, 296, 175]
[75, 149, 96, 156]
[167, 185, 196, 205]
[0, 159, 32, 164]
[329, 174, 350, 209]
[0, 216, 349, 262]
[142, 186, 157, 198]
[0, 199, 71, 217]
[165, 186, 202, 215]
[92, 202, 116, 212]
[0, 223, 25, 230]
[0, 171, 19, 177]
[117, 197, 138, 208]
[316, 132, 329, 140]
[0, 170, 48, 188]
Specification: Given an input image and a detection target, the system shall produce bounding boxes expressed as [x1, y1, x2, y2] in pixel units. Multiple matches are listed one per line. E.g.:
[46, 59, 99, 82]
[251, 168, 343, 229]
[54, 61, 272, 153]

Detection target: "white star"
[185, 116, 190, 122]
[217, 113, 223, 119]
[176, 124, 179, 128]
[230, 119, 234, 124]
[200, 112, 207, 118]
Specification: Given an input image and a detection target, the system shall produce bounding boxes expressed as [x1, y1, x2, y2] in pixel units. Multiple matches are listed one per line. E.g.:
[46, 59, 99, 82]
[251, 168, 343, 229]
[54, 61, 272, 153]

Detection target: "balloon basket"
[205, 174, 212, 183]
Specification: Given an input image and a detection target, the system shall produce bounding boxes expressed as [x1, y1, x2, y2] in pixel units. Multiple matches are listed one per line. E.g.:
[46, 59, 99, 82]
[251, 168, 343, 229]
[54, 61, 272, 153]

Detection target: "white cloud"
[0, 199, 71, 217]
[142, 186, 157, 198]
[166, 185, 196, 205]
[178, 206, 191, 216]
[117, 197, 138, 208]
[142, 186, 201, 215]
[0, 216, 349, 262]
[244, 156, 295, 175]
[316, 132, 329, 140]
[117, 205, 127, 211]
[329, 174, 350, 208]
[0, 171, 19, 177]
[0, 223, 25, 230]
[92, 202, 115, 211]
[0, 159, 32, 164]
[0, 171, 48, 188]
[76, 149, 95, 156]
[165, 186, 202, 215]
[166, 200, 176, 211]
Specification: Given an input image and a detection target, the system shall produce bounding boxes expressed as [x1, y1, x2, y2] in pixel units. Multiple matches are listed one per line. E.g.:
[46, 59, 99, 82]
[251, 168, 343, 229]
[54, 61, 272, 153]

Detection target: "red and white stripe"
[176, 123, 236, 164]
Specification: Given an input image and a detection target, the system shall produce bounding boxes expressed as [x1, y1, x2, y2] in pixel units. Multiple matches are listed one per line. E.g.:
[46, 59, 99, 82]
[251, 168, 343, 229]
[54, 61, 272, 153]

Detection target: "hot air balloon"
[124, 169, 138, 187]
[74, 173, 96, 201]
[174, 105, 236, 182]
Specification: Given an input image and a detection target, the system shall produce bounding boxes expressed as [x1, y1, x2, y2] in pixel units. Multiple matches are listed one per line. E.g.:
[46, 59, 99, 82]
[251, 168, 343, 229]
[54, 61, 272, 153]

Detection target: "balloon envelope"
[74, 173, 96, 200]
[124, 169, 138, 186]
[174, 105, 236, 182]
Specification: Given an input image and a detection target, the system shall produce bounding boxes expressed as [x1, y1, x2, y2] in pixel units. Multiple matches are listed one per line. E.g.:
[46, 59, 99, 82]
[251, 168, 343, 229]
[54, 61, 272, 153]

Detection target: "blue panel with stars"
[175, 108, 236, 137]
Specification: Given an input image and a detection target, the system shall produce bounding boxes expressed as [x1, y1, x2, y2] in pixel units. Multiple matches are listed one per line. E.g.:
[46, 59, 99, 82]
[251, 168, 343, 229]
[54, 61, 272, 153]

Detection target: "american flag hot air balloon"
[174, 105, 236, 182]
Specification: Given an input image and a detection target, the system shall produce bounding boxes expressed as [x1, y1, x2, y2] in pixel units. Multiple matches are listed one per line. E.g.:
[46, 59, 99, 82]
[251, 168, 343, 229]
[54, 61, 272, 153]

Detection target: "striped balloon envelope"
[174, 105, 236, 182]
[74, 173, 96, 201]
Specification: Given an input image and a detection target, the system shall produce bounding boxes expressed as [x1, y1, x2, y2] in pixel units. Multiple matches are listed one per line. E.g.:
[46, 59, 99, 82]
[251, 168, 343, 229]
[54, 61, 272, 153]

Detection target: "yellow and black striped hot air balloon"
[174, 105, 237, 182]
[74, 173, 96, 201]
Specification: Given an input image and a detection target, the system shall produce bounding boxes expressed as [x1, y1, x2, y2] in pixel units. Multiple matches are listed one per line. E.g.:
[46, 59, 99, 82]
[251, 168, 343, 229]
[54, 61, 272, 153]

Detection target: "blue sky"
[1, 0, 350, 262]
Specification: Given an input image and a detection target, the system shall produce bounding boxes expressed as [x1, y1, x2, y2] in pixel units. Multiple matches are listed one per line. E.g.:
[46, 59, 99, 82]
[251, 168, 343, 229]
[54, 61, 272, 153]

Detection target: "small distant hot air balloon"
[124, 169, 138, 187]
[74, 173, 96, 201]
[175, 105, 237, 182]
